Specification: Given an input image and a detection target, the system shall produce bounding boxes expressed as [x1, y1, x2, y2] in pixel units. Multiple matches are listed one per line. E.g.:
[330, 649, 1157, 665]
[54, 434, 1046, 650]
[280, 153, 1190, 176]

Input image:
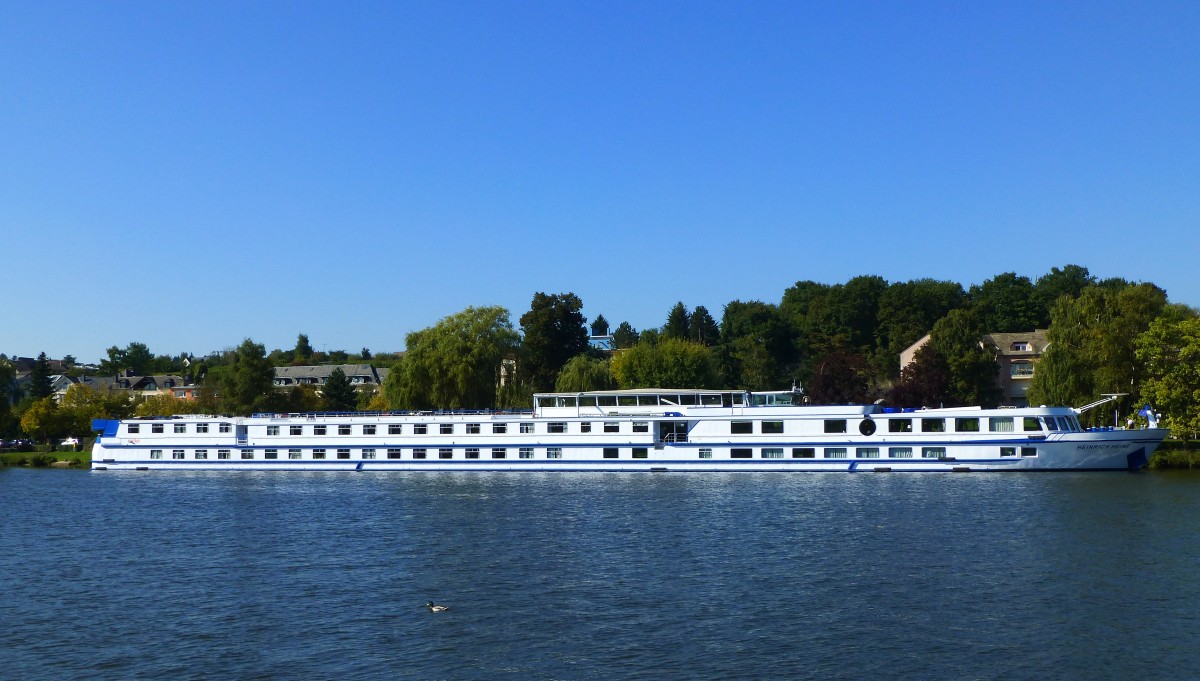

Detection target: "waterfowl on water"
[425, 601, 449, 613]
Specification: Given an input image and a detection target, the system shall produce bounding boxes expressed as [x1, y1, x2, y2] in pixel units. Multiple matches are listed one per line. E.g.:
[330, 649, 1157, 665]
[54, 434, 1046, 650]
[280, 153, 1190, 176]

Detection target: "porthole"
[859, 419, 876, 436]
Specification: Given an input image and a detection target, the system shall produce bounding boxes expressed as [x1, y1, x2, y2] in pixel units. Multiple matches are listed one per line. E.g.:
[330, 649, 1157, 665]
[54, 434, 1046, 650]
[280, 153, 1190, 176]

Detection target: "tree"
[519, 292, 588, 392]
[590, 314, 610, 337]
[689, 306, 719, 346]
[220, 338, 278, 415]
[30, 352, 54, 399]
[805, 350, 872, 404]
[887, 343, 953, 408]
[1034, 264, 1094, 325]
[294, 334, 314, 364]
[135, 393, 205, 417]
[612, 322, 639, 349]
[929, 309, 1000, 407]
[360, 347, 372, 360]
[99, 342, 155, 375]
[717, 301, 796, 389]
[664, 302, 690, 339]
[874, 279, 966, 378]
[20, 397, 70, 443]
[610, 338, 718, 389]
[969, 273, 1041, 333]
[555, 354, 616, 392]
[0, 360, 18, 438]
[59, 384, 135, 433]
[322, 367, 358, 412]
[384, 306, 520, 409]
[1137, 316, 1200, 439]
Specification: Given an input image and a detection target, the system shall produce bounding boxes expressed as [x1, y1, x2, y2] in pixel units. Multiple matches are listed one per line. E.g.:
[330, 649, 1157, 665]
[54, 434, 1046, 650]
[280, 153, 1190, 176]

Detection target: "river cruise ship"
[90, 389, 1166, 472]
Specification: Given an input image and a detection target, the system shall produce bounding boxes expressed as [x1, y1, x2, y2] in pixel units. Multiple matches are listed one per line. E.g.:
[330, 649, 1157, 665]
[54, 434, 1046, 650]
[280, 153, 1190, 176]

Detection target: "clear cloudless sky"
[2, 1, 1198, 363]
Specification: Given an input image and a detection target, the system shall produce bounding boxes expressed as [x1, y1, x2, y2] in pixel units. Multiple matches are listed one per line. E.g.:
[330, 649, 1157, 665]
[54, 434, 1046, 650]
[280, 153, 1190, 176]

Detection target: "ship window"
[337, 449, 350, 459]
[548, 422, 567, 433]
[520, 423, 534, 434]
[196, 424, 209, 434]
[413, 448, 426, 459]
[731, 448, 753, 459]
[363, 448, 376, 459]
[312, 449, 325, 459]
[762, 421, 784, 434]
[824, 420, 847, 434]
[1021, 447, 1038, 457]
[174, 424, 186, 434]
[633, 422, 649, 433]
[558, 396, 578, 407]
[289, 449, 301, 459]
[701, 394, 722, 406]
[128, 424, 140, 434]
[955, 418, 980, 432]
[618, 395, 637, 406]
[547, 447, 562, 459]
[364, 425, 376, 435]
[598, 395, 617, 407]
[856, 447, 880, 459]
[989, 417, 1014, 432]
[793, 448, 815, 458]
[519, 447, 533, 459]
[537, 396, 555, 408]
[440, 424, 453, 435]
[888, 419, 912, 433]
[291, 425, 303, 435]
[603, 448, 618, 459]
[265, 449, 278, 459]
[387, 449, 402, 459]
[638, 395, 659, 406]
[389, 424, 402, 435]
[439, 448, 452, 459]
[414, 424, 427, 435]
[338, 425, 351, 435]
[492, 448, 506, 459]
[1001, 447, 1016, 457]
[921, 418, 945, 433]
[604, 422, 619, 433]
[1023, 417, 1041, 431]
[579, 396, 597, 407]
[678, 394, 698, 406]
[152, 424, 163, 433]
[466, 423, 480, 434]
[267, 426, 280, 436]
[150, 449, 161, 459]
[466, 448, 479, 459]
[731, 421, 753, 435]
[632, 448, 648, 459]
[218, 449, 231, 459]
[242, 450, 254, 459]
[761, 448, 784, 459]
[889, 447, 913, 458]
[580, 422, 591, 433]
[314, 426, 327, 435]
[1042, 418, 1061, 432]
[823, 448, 848, 459]
[921, 447, 945, 459]
[219, 423, 231, 433]
[699, 448, 712, 459]
[493, 423, 507, 434]
[171, 450, 185, 459]
[195, 450, 208, 459]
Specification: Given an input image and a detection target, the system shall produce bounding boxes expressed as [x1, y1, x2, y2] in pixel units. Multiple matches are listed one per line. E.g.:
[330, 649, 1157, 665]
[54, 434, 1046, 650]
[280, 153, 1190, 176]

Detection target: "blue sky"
[3, 1, 1198, 363]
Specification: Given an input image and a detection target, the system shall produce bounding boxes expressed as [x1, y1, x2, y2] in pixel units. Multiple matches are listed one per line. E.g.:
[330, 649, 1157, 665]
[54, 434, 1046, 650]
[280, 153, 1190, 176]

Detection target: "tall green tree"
[220, 338, 277, 415]
[874, 279, 966, 378]
[590, 314, 610, 337]
[805, 350, 872, 404]
[555, 354, 616, 392]
[384, 306, 520, 409]
[929, 309, 1000, 407]
[612, 322, 639, 349]
[293, 334, 314, 364]
[610, 338, 717, 389]
[717, 300, 796, 389]
[322, 367, 358, 412]
[887, 343, 953, 408]
[689, 306, 719, 346]
[0, 360, 18, 438]
[30, 352, 54, 399]
[969, 272, 1041, 333]
[1034, 264, 1094, 324]
[1137, 316, 1200, 439]
[664, 302, 690, 339]
[20, 397, 69, 443]
[519, 292, 588, 392]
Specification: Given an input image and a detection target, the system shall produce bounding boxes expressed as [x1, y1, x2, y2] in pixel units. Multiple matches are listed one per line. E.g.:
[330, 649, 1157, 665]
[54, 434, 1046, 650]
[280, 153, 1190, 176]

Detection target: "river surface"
[2, 468, 1200, 680]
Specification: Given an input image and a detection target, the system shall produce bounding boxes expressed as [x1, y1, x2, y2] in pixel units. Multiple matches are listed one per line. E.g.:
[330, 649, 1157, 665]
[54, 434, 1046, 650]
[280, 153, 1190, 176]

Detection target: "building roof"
[273, 364, 386, 386]
[983, 330, 1050, 357]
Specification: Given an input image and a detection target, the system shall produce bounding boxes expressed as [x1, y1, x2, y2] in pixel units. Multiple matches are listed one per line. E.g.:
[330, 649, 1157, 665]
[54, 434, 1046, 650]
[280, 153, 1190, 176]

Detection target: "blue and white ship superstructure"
[90, 389, 1167, 472]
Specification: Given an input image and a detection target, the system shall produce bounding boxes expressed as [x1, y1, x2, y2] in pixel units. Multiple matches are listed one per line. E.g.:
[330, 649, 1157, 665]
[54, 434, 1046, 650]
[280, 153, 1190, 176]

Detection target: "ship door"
[658, 421, 689, 445]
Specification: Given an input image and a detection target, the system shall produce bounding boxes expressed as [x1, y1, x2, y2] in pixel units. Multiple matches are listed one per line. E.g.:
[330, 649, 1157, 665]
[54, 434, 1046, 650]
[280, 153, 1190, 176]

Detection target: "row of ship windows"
[145, 446, 1039, 460]
[128, 423, 233, 434]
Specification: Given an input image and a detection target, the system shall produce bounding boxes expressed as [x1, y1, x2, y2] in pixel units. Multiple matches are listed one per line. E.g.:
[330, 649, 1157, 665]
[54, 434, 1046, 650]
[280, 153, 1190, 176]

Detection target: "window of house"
[195, 449, 208, 459]
[267, 426, 280, 436]
[1011, 342, 1031, 352]
[731, 448, 753, 459]
[491, 448, 506, 459]
[921, 418, 945, 433]
[547, 447, 562, 459]
[519, 447, 533, 459]
[699, 448, 713, 459]
[291, 425, 303, 435]
[603, 448, 618, 459]
[389, 424, 402, 435]
[493, 423, 507, 434]
[1011, 360, 1035, 378]
[824, 420, 847, 434]
[762, 421, 784, 434]
[338, 425, 351, 435]
[761, 448, 784, 459]
[440, 424, 453, 435]
[823, 448, 848, 459]
[731, 421, 753, 435]
[632, 448, 648, 459]
[792, 448, 815, 458]
[466, 423, 480, 434]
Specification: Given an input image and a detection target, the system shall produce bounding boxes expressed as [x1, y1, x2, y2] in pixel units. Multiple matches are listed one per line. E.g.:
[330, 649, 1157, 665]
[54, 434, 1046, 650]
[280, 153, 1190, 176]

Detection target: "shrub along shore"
[3, 440, 1198, 469]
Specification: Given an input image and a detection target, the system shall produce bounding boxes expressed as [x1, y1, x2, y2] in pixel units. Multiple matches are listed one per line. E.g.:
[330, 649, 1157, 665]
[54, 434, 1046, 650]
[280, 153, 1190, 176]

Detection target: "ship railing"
[251, 409, 536, 419]
[662, 433, 688, 443]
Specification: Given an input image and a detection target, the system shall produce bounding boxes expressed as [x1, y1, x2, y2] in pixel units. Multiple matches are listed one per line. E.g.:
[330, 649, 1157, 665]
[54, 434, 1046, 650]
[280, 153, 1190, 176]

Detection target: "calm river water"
[3, 468, 1200, 680]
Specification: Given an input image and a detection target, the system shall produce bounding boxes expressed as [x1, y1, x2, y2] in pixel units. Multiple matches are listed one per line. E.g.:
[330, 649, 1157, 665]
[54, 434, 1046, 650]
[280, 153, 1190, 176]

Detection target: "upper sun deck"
[531, 389, 880, 418]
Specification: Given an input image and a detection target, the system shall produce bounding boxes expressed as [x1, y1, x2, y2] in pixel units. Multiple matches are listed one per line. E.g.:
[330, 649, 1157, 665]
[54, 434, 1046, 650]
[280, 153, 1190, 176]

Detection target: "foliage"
[717, 301, 795, 389]
[874, 279, 966, 378]
[294, 334, 314, 364]
[135, 393, 206, 417]
[280, 385, 324, 413]
[887, 343, 953, 408]
[612, 321, 639, 349]
[519, 292, 589, 392]
[805, 350, 872, 404]
[929, 309, 1000, 407]
[219, 338, 278, 416]
[322, 367, 358, 412]
[20, 398, 70, 443]
[30, 352, 54, 399]
[664, 302, 690, 340]
[969, 273, 1041, 334]
[689, 306, 719, 346]
[590, 314, 610, 337]
[384, 306, 520, 409]
[1034, 264, 1094, 322]
[59, 384, 135, 434]
[610, 338, 717, 389]
[1136, 316, 1200, 440]
[555, 354, 616, 392]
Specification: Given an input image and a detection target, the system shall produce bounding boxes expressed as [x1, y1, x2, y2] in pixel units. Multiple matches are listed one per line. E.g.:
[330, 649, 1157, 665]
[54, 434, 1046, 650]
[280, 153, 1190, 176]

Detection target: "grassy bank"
[1148, 440, 1200, 470]
[1, 442, 92, 468]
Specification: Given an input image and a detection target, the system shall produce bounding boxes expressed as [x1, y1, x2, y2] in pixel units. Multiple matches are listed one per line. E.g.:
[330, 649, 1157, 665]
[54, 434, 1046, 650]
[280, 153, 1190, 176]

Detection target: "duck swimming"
[425, 601, 449, 613]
